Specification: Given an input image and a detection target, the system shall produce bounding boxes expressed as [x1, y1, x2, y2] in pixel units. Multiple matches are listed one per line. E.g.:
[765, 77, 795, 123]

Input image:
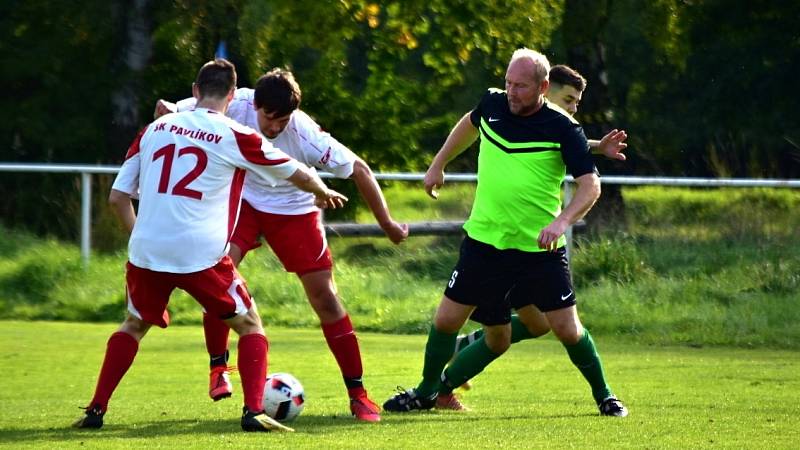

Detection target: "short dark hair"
[549, 64, 586, 92]
[195, 58, 237, 99]
[253, 68, 302, 117]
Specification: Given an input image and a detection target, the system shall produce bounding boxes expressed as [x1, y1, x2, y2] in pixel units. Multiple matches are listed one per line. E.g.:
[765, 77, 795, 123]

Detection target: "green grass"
[1, 321, 798, 449]
[1, 185, 799, 348]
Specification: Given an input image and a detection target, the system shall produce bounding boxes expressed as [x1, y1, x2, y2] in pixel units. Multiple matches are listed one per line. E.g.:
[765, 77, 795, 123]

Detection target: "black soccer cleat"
[598, 396, 628, 417]
[382, 387, 436, 412]
[240, 407, 295, 432]
[72, 403, 105, 429]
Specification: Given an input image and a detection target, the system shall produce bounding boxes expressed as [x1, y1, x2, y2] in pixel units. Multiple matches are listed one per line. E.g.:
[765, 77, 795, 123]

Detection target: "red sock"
[89, 331, 139, 411]
[238, 333, 268, 413]
[321, 315, 365, 397]
[203, 313, 230, 360]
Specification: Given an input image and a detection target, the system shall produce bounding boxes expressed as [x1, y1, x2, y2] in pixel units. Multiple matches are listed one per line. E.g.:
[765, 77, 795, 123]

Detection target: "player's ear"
[227, 87, 235, 102]
[191, 83, 199, 100]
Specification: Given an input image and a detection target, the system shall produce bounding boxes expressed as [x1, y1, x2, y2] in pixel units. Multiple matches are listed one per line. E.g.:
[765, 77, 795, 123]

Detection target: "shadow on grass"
[0, 410, 597, 444]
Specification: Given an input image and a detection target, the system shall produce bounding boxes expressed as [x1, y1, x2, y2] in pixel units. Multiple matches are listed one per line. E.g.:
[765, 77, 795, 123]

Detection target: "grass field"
[1, 321, 798, 449]
[1, 185, 799, 349]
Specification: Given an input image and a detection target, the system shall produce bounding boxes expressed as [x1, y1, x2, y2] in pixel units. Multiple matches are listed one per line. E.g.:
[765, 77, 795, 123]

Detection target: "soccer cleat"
[209, 366, 233, 401]
[435, 392, 469, 411]
[240, 407, 295, 432]
[350, 393, 381, 422]
[382, 387, 436, 413]
[72, 403, 105, 429]
[598, 396, 628, 417]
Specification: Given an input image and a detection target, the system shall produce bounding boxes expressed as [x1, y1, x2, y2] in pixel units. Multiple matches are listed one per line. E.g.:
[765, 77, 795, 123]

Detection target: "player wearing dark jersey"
[450, 64, 628, 394]
[383, 48, 627, 417]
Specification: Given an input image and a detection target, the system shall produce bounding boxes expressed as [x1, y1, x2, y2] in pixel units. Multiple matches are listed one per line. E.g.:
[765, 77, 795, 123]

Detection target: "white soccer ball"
[262, 372, 305, 422]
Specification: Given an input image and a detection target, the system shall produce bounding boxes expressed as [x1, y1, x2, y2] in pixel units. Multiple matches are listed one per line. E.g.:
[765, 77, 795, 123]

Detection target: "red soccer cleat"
[435, 392, 470, 411]
[209, 366, 233, 401]
[350, 393, 381, 422]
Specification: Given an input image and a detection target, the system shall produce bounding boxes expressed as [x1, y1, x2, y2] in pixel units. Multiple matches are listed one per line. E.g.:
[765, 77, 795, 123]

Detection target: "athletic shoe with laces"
[598, 396, 628, 417]
[350, 393, 381, 422]
[72, 403, 105, 429]
[240, 407, 295, 432]
[382, 387, 436, 412]
[435, 392, 469, 411]
[209, 365, 233, 401]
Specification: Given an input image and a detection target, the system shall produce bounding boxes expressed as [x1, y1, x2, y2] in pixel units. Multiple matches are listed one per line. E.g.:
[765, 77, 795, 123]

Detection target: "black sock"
[209, 349, 229, 368]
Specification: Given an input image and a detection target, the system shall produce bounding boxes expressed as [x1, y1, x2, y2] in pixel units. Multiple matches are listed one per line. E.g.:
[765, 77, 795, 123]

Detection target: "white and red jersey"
[112, 107, 301, 273]
[176, 88, 357, 215]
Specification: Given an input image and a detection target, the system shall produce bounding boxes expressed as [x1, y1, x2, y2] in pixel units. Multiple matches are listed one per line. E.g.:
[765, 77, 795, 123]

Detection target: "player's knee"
[551, 322, 581, 345]
[484, 334, 511, 354]
[526, 322, 551, 337]
[433, 315, 463, 334]
[308, 292, 344, 321]
[484, 326, 511, 353]
[120, 315, 150, 341]
[519, 315, 551, 337]
[227, 308, 263, 336]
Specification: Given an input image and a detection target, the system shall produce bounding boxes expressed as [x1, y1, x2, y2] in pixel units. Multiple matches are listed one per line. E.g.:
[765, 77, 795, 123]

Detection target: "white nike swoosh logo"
[488, 117, 500, 122]
[561, 291, 573, 301]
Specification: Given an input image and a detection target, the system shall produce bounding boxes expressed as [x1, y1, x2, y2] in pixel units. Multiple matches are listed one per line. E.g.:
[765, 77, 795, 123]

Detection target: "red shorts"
[125, 256, 253, 328]
[231, 201, 333, 275]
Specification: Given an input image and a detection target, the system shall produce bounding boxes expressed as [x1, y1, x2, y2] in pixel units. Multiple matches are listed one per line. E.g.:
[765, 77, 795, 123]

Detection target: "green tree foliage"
[2, 0, 799, 239]
[0, 0, 122, 238]
[0, 1, 120, 163]
[236, 0, 563, 172]
[602, 0, 800, 177]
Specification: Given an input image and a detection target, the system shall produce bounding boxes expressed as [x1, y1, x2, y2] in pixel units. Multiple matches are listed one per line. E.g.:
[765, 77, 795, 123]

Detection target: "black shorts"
[444, 236, 576, 326]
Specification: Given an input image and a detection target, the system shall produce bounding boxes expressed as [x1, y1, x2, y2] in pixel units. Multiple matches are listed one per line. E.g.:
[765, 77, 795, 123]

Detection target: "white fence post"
[80, 172, 92, 268]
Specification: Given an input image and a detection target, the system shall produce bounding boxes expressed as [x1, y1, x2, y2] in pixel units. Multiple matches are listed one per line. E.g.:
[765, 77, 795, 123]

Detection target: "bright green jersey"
[463, 89, 595, 251]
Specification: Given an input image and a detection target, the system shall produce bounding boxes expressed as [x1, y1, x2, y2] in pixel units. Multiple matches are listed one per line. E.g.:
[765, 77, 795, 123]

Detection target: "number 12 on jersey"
[152, 144, 208, 200]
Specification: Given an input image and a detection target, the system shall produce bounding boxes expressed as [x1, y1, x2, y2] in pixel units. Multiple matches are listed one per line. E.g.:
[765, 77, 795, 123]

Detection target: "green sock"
[440, 336, 502, 394]
[416, 325, 458, 398]
[509, 315, 534, 343]
[455, 314, 534, 353]
[563, 329, 612, 404]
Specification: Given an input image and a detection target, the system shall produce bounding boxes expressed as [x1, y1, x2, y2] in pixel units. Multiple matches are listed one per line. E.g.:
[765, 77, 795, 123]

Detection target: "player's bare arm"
[424, 113, 479, 199]
[286, 166, 349, 209]
[108, 189, 136, 233]
[537, 172, 601, 251]
[153, 99, 177, 120]
[590, 129, 628, 160]
[349, 158, 408, 244]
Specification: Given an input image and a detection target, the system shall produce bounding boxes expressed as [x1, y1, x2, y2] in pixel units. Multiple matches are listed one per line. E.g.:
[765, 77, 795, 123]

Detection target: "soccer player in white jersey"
[155, 68, 407, 422]
[73, 59, 348, 433]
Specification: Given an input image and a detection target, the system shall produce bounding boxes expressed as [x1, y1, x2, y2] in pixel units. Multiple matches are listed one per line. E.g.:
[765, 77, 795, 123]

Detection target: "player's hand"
[381, 221, 409, 244]
[424, 167, 445, 199]
[153, 99, 177, 120]
[314, 189, 348, 209]
[597, 129, 628, 161]
[537, 219, 569, 252]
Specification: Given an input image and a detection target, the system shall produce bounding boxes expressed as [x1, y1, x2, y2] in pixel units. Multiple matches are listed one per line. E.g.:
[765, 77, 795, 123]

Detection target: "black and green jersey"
[463, 88, 595, 251]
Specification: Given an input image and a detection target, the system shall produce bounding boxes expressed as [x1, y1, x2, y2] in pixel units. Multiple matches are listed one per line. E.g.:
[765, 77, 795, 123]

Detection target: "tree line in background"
[1, 0, 798, 241]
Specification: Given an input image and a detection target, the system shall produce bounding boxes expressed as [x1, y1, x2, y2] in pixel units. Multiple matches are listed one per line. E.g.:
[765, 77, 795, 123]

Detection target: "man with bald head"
[383, 49, 627, 417]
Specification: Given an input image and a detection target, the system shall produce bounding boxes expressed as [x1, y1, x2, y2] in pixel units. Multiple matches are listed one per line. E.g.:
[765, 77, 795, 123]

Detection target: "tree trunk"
[109, 0, 152, 160]
[563, 0, 628, 235]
